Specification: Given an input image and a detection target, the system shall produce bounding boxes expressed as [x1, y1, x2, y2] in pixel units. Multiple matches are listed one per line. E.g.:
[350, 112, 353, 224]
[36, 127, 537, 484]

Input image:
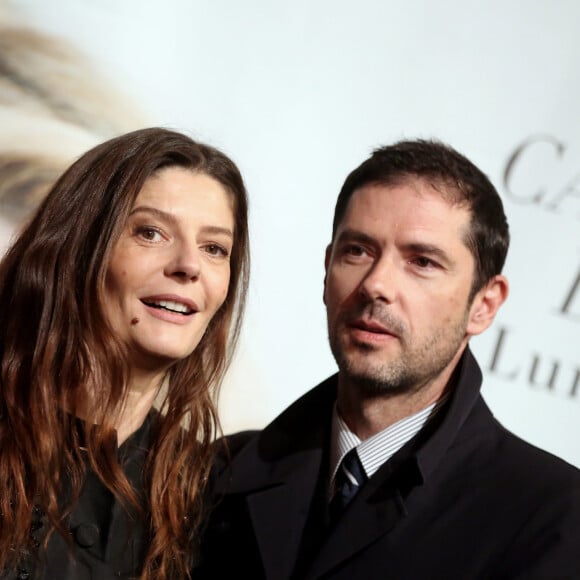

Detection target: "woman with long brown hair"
[0, 127, 249, 579]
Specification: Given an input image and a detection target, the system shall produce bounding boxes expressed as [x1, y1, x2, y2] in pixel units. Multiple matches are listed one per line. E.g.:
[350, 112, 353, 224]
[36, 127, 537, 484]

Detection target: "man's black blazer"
[195, 348, 580, 579]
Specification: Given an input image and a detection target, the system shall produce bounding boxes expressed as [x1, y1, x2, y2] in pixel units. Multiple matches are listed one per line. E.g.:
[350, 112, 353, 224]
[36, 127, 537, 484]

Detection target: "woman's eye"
[136, 226, 163, 242]
[205, 243, 229, 258]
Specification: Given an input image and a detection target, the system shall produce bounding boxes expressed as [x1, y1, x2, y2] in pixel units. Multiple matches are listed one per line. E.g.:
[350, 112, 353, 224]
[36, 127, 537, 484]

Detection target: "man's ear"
[324, 244, 332, 270]
[466, 274, 509, 337]
[323, 244, 332, 305]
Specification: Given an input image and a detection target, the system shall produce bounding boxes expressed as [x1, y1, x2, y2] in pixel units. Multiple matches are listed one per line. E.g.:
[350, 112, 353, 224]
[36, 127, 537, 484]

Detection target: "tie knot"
[329, 448, 367, 522]
[338, 448, 366, 489]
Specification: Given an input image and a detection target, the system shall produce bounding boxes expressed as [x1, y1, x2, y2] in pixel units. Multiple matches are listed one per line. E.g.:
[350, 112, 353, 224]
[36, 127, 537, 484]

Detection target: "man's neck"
[336, 352, 462, 440]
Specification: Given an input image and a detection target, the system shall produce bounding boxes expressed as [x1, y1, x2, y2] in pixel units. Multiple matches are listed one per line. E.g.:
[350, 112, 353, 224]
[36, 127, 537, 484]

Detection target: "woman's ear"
[466, 275, 509, 337]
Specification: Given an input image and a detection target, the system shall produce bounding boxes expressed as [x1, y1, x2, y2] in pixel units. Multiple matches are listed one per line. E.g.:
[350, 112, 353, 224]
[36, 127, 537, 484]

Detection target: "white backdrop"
[4, 0, 580, 466]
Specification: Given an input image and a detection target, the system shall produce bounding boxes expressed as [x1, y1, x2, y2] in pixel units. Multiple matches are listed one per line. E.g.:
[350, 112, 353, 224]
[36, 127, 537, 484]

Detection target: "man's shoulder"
[448, 399, 580, 499]
[440, 355, 580, 491]
[491, 418, 580, 487]
[224, 429, 259, 455]
[209, 376, 337, 484]
[418, 388, 580, 505]
[210, 429, 258, 473]
[249, 373, 335, 434]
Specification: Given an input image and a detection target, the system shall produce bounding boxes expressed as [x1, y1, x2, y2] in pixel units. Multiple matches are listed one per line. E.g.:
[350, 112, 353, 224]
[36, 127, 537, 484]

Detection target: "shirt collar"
[329, 394, 448, 485]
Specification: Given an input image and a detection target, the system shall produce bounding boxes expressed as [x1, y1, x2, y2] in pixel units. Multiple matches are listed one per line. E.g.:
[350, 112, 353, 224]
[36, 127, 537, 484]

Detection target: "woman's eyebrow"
[129, 205, 178, 226]
[129, 206, 234, 239]
[199, 225, 234, 239]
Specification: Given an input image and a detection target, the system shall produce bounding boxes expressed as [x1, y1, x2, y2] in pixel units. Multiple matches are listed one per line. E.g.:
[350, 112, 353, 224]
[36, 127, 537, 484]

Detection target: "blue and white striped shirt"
[329, 395, 448, 490]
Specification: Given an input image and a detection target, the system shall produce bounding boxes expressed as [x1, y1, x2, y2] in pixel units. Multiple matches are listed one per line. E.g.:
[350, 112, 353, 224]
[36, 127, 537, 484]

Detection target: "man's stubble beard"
[328, 303, 470, 398]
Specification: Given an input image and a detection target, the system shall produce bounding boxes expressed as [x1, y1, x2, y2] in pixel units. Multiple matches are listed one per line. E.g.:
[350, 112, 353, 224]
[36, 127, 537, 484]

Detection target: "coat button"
[74, 523, 100, 548]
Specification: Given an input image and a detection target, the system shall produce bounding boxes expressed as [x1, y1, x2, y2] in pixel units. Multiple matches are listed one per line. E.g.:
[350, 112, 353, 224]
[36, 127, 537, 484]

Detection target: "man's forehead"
[343, 177, 469, 218]
[352, 174, 466, 202]
[336, 179, 473, 250]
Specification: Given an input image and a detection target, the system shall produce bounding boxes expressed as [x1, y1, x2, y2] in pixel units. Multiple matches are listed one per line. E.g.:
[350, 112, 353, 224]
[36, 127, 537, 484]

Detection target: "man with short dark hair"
[195, 140, 580, 579]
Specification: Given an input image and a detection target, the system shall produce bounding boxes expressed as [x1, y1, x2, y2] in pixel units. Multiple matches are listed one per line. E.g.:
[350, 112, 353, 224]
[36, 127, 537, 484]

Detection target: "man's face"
[324, 178, 480, 397]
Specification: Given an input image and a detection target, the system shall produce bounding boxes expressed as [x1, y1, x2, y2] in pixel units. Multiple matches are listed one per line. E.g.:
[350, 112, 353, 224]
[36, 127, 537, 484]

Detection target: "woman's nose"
[165, 244, 201, 281]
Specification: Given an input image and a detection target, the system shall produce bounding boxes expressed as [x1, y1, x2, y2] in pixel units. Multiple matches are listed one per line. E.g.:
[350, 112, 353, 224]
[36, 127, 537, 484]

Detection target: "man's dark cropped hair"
[332, 140, 510, 297]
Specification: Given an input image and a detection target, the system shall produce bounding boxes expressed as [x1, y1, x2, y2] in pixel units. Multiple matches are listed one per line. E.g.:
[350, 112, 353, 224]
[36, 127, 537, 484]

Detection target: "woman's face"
[105, 166, 234, 376]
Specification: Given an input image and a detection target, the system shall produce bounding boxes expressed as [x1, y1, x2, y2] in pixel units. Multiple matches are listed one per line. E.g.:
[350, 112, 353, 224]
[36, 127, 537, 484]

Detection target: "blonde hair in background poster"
[0, 10, 146, 248]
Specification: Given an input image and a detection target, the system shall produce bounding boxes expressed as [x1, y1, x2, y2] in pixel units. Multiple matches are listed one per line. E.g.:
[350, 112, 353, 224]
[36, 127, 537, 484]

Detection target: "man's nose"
[358, 256, 397, 303]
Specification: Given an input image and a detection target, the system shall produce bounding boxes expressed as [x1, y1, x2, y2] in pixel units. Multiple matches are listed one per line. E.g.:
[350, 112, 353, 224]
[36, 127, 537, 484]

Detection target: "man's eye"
[345, 245, 365, 256]
[412, 256, 435, 268]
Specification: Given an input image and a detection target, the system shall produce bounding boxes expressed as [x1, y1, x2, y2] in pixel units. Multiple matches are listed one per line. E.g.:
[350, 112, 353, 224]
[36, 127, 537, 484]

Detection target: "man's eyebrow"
[403, 242, 454, 266]
[129, 206, 233, 238]
[335, 228, 376, 246]
[335, 230, 456, 266]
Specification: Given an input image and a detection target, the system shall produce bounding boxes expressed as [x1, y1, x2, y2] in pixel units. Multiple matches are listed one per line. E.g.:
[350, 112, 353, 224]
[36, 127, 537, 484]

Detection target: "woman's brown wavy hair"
[0, 127, 249, 578]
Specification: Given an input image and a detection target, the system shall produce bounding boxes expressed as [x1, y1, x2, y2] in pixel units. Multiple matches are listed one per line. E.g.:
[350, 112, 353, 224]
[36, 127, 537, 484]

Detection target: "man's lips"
[140, 294, 199, 316]
[349, 318, 398, 337]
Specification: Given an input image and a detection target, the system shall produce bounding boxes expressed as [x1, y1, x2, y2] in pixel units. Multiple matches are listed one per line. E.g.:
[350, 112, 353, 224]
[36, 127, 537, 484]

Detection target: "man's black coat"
[195, 348, 580, 579]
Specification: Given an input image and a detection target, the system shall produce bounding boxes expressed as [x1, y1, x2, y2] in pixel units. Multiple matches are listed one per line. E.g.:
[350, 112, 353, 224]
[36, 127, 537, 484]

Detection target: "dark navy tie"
[329, 448, 367, 521]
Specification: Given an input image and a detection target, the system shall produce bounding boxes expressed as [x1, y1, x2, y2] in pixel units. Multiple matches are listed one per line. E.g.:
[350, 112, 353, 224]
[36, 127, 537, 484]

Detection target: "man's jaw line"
[336, 343, 468, 439]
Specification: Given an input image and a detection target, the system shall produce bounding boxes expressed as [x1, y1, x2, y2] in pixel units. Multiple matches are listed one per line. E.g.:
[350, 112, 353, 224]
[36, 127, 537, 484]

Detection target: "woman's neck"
[115, 387, 157, 445]
[115, 370, 165, 445]
[71, 368, 166, 445]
